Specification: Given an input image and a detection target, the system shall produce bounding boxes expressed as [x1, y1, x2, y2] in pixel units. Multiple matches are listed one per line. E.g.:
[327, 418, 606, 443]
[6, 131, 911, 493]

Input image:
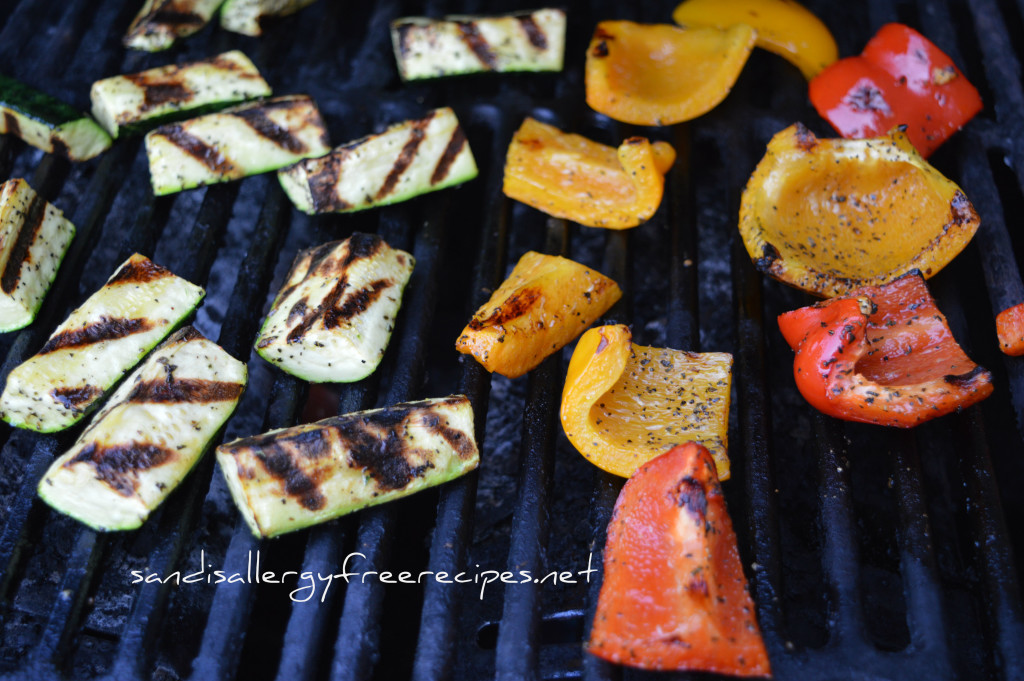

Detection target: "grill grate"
[0, 1, 1022, 680]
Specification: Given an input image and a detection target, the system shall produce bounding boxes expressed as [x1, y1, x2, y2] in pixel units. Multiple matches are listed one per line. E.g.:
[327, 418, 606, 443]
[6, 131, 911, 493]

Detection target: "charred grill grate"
[0, 0, 1022, 680]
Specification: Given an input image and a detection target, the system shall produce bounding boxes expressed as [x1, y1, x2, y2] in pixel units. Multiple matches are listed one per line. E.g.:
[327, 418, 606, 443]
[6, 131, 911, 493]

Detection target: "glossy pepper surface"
[587, 442, 771, 676]
[778, 271, 993, 427]
[809, 23, 981, 157]
[672, 0, 838, 79]
[503, 117, 676, 229]
[996, 303, 1024, 356]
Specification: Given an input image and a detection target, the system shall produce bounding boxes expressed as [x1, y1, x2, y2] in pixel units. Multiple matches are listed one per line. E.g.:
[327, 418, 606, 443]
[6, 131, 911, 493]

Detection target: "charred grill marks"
[2, 112, 19, 137]
[421, 412, 476, 460]
[125, 378, 244, 404]
[675, 476, 708, 525]
[51, 385, 100, 412]
[40, 316, 154, 354]
[431, 125, 467, 185]
[326, 279, 392, 329]
[517, 15, 548, 49]
[467, 286, 542, 330]
[339, 416, 432, 491]
[125, 73, 194, 113]
[232, 107, 307, 154]
[253, 441, 325, 510]
[309, 150, 353, 212]
[69, 441, 175, 496]
[456, 21, 498, 69]
[376, 118, 431, 200]
[157, 124, 233, 174]
[107, 257, 171, 285]
[1, 194, 46, 294]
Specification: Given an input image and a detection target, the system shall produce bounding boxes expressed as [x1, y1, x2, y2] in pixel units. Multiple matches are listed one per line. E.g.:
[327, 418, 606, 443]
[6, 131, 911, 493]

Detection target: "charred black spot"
[1, 193, 46, 294]
[430, 125, 467, 185]
[517, 15, 548, 49]
[675, 476, 708, 524]
[69, 441, 175, 496]
[232, 107, 307, 154]
[325, 279, 392, 329]
[845, 85, 892, 115]
[339, 417, 432, 491]
[794, 122, 819, 151]
[51, 385, 100, 412]
[943, 365, 991, 388]
[754, 242, 781, 272]
[592, 41, 609, 58]
[254, 444, 324, 510]
[149, 10, 204, 28]
[3, 112, 20, 138]
[687, 574, 710, 597]
[421, 411, 476, 460]
[40, 316, 154, 354]
[950, 190, 976, 226]
[467, 287, 542, 330]
[377, 118, 431, 200]
[107, 257, 171, 285]
[341, 233, 384, 269]
[456, 21, 497, 69]
[125, 378, 243, 404]
[287, 297, 308, 324]
[157, 124, 233, 174]
[49, 137, 69, 159]
[125, 73, 193, 113]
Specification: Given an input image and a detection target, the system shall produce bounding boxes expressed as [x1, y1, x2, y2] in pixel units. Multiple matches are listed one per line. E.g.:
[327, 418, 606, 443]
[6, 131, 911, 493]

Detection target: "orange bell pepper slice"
[455, 251, 621, 379]
[503, 117, 676, 229]
[585, 21, 756, 126]
[672, 0, 838, 79]
[778, 271, 993, 427]
[560, 324, 732, 480]
[996, 303, 1024, 356]
[588, 442, 771, 676]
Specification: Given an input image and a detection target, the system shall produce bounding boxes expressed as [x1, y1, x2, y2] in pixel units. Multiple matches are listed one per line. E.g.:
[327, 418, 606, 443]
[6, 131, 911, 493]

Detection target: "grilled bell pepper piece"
[778, 271, 993, 427]
[809, 23, 982, 157]
[585, 21, 756, 126]
[672, 0, 837, 79]
[455, 252, 621, 379]
[561, 324, 733, 481]
[996, 303, 1024, 356]
[587, 442, 771, 676]
[503, 117, 676, 229]
[739, 123, 979, 298]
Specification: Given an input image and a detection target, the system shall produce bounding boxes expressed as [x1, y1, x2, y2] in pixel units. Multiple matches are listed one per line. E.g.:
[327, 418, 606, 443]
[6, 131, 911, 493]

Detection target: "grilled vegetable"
[255, 233, 415, 382]
[588, 443, 771, 676]
[503, 117, 676, 229]
[739, 123, 980, 298]
[278, 107, 476, 214]
[0, 179, 76, 332]
[37, 327, 246, 531]
[145, 95, 331, 196]
[778, 271, 993, 427]
[220, 0, 320, 36]
[0, 254, 205, 432]
[561, 324, 733, 481]
[390, 8, 566, 81]
[455, 251, 621, 379]
[0, 73, 112, 161]
[124, 0, 226, 51]
[997, 303, 1024, 356]
[672, 0, 838, 79]
[217, 395, 479, 538]
[90, 51, 271, 138]
[585, 21, 756, 126]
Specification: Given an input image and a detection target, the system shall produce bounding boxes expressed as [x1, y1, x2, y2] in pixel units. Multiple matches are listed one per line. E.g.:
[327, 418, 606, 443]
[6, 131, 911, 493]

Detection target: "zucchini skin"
[0, 254, 205, 432]
[0, 179, 76, 332]
[0, 73, 112, 161]
[124, 0, 226, 52]
[278, 107, 477, 214]
[37, 326, 247, 531]
[391, 8, 566, 81]
[255, 233, 415, 382]
[145, 94, 332, 196]
[90, 50, 272, 138]
[220, 0, 320, 36]
[216, 395, 479, 538]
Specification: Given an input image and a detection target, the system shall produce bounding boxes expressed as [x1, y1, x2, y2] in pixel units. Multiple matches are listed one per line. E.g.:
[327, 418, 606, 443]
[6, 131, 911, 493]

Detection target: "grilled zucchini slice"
[0, 179, 75, 332]
[145, 94, 331, 196]
[0, 254, 205, 432]
[217, 395, 479, 538]
[90, 50, 272, 138]
[0, 73, 112, 161]
[124, 0, 226, 52]
[278, 107, 476, 214]
[220, 0, 321, 36]
[37, 327, 246, 531]
[391, 9, 566, 81]
[255, 233, 414, 382]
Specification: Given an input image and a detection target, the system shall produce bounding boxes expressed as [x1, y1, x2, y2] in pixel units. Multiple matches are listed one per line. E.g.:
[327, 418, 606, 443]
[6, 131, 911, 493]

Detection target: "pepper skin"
[587, 442, 771, 676]
[778, 271, 993, 426]
[809, 23, 982, 157]
[996, 303, 1024, 356]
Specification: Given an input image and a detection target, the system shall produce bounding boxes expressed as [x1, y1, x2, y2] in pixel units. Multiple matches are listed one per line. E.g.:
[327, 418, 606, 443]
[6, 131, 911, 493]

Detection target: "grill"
[0, 0, 1022, 679]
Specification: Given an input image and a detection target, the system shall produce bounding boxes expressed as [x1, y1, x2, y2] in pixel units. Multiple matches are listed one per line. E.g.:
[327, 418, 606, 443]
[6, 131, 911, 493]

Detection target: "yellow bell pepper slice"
[673, 0, 838, 79]
[585, 21, 756, 126]
[560, 324, 733, 481]
[456, 252, 621, 379]
[503, 117, 676, 229]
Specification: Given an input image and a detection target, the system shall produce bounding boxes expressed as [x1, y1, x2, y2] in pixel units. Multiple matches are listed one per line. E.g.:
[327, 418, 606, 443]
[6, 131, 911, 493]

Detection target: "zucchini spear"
[124, 0, 226, 52]
[0, 254, 205, 432]
[0, 179, 76, 332]
[90, 50, 272, 138]
[278, 107, 476, 214]
[38, 327, 246, 531]
[146, 94, 331, 196]
[217, 395, 479, 538]
[255, 233, 415, 382]
[220, 0, 321, 36]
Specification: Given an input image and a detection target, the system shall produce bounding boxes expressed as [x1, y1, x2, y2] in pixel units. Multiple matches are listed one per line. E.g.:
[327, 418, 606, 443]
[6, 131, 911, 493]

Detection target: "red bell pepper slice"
[809, 23, 981, 157]
[778, 271, 993, 427]
[587, 442, 771, 676]
[996, 302, 1024, 356]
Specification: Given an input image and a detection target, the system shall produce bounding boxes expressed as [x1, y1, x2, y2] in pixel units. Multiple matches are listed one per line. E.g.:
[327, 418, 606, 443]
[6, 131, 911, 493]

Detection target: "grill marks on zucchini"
[69, 441, 175, 497]
[0, 193, 46, 295]
[124, 0, 225, 51]
[157, 124, 233, 173]
[456, 21, 498, 69]
[216, 395, 479, 537]
[220, 0, 322, 37]
[39, 317, 154, 354]
[232, 104, 308, 154]
[278, 107, 477, 214]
